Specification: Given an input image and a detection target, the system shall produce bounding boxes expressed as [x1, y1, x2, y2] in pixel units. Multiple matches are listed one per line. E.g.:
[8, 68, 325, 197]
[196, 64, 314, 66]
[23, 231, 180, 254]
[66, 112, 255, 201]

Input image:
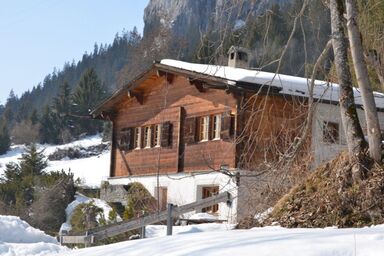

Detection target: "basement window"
[323, 121, 339, 144]
[201, 186, 219, 214]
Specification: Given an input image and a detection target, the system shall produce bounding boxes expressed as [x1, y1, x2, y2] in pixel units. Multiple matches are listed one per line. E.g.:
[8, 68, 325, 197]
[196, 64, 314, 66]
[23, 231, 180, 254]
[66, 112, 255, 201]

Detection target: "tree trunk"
[329, 0, 367, 162]
[346, 0, 382, 162]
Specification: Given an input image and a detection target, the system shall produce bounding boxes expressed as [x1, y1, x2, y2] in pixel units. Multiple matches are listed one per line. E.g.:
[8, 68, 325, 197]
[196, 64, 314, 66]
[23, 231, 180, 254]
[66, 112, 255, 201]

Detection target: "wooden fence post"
[141, 226, 146, 238]
[167, 203, 173, 236]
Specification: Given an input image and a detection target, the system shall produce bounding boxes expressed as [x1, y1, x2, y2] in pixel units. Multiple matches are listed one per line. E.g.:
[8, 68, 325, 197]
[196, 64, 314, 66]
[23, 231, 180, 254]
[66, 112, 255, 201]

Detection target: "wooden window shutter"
[221, 112, 235, 141]
[208, 116, 214, 140]
[161, 121, 173, 147]
[184, 117, 197, 145]
[126, 127, 135, 150]
[119, 127, 134, 150]
[195, 117, 201, 142]
[140, 127, 145, 148]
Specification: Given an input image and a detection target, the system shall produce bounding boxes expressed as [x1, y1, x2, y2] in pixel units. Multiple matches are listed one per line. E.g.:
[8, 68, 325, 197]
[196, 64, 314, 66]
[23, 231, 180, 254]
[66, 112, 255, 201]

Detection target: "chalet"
[91, 49, 384, 223]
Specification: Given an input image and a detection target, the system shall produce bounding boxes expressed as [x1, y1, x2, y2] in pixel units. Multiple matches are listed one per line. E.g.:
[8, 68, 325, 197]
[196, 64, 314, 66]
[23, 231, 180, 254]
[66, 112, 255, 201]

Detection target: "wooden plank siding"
[110, 74, 238, 177]
[236, 92, 309, 170]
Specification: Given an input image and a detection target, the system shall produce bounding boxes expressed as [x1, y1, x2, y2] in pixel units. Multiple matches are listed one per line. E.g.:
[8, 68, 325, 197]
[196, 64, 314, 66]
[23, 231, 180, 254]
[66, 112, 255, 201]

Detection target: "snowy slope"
[0, 215, 68, 256]
[60, 225, 384, 256]
[2, 214, 384, 256]
[0, 135, 110, 187]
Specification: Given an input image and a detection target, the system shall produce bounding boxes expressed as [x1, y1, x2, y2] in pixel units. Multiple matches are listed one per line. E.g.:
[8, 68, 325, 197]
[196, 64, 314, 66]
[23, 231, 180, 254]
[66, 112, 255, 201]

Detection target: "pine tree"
[0, 119, 11, 155]
[39, 106, 60, 144]
[72, 68, 106, 135]
[19, 143, 47, 177]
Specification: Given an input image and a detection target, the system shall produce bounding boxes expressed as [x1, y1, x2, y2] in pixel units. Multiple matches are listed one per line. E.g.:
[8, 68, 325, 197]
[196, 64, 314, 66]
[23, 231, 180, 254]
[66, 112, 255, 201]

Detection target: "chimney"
[227, 46, 252, 69]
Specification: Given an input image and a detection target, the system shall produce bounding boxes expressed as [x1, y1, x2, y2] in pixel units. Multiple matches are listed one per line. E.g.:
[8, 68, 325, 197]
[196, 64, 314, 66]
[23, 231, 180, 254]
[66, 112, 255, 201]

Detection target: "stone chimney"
[227, 46, 252, 69]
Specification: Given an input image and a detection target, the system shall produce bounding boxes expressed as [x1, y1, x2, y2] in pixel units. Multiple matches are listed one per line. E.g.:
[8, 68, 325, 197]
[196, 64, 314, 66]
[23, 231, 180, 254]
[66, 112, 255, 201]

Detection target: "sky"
[0, 0, 149, 104]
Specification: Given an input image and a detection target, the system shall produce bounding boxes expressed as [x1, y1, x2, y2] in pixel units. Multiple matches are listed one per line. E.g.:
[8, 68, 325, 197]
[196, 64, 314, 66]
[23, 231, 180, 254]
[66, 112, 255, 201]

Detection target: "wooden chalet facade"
[92, 58, 384, 223]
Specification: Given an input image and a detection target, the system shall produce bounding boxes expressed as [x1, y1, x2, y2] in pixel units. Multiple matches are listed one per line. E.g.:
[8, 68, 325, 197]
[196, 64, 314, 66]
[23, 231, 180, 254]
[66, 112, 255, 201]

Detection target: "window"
[134, 127, 141, 149]
[212, 114, 221, 140]
[154, 124, 162, 147]
[230, 52, 235, 60]
[144, 126, 152, 148]
[202, 186, 219, 213]
[199, 116, 210, 141]
[323, 121, 339, 144]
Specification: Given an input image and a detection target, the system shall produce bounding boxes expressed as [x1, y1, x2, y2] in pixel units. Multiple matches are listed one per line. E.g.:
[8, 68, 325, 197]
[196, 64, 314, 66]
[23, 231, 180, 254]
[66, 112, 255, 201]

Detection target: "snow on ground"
[0, 135, 110, 187]
[2, 214, 384, 256]
[0, 215, 68, 256]
[59, 224, 384, 256]
[60, 193, 121, 233]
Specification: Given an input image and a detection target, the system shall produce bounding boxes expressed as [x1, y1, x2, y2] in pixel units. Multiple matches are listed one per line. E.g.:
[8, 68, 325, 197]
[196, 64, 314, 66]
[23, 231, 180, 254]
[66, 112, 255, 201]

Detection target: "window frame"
[212, 114, 221, 140]
[323, 121, 339, 144]
[143, 125, 152, 148]
[199, 116, 210, 142]
[134, 127, 142, 149]
[154, 124, 162, 147]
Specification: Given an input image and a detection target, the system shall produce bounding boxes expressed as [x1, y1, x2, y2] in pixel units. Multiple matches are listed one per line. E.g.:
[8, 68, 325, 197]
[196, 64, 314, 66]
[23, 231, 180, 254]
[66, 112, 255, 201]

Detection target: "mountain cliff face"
[143, 0, 291, 59]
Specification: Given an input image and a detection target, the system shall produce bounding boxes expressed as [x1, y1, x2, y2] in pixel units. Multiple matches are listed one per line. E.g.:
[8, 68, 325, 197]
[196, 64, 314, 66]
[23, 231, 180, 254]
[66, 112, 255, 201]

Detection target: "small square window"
[323, 121, 339, 144]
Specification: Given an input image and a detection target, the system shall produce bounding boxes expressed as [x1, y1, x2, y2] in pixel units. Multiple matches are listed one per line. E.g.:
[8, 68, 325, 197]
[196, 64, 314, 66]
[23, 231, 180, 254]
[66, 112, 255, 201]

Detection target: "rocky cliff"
[143, 0, 291, 59]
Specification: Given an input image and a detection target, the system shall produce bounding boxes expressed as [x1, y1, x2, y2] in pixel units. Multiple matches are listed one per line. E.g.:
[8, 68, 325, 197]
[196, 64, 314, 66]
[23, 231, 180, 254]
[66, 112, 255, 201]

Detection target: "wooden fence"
[59, 191, 232, 245]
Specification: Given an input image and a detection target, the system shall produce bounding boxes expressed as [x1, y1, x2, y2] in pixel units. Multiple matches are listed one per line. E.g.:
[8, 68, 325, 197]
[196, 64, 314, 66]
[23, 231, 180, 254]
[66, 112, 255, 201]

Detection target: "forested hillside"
[0, 0, 382, 149]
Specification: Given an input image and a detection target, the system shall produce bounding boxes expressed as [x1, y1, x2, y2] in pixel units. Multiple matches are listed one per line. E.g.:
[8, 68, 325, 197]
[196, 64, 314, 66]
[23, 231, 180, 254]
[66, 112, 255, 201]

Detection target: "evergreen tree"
[29, 109, 39, 125]
[72, 68, 106, 135]
[39, 106, 60, 144]
[19, 143, 47, 177]
[0, 119, 11, 155]
[53, 81, 72, 116]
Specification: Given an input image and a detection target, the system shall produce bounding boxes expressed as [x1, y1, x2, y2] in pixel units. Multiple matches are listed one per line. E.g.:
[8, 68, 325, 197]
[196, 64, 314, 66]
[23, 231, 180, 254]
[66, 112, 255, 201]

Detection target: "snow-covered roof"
[160, 59, 384, 109]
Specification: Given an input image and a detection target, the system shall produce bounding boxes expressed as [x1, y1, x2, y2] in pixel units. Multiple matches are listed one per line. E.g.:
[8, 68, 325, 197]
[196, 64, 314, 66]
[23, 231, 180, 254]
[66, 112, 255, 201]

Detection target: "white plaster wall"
[312, 103, 384, 166]
[107, 172, 238, 223]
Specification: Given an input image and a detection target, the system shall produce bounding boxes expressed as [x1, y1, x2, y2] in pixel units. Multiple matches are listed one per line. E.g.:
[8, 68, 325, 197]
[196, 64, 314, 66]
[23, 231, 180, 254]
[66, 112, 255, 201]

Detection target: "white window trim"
[213, 114, 221, 140]
[200, 116, 209, 142]
[154, 124, 162, 147]
[144, 126, 152, 148]
[134, 127, 141, 149]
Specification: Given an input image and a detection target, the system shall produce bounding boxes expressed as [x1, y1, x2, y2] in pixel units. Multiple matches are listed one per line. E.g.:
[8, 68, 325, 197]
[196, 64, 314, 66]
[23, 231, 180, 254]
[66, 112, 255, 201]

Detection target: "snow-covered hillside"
[0, 215, 68, 256]
[2, 213, 384, 256]
[0, 135, 110, 187]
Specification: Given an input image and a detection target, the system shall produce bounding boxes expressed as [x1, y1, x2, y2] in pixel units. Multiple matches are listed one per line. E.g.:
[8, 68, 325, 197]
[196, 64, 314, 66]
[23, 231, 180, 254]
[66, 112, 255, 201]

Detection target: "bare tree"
[329, 0, 367, 165]
[346, 0, 382, 162]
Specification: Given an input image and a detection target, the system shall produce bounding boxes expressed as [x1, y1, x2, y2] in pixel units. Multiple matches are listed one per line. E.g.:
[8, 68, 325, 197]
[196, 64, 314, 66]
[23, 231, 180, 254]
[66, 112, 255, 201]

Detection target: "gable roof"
[91, 59, 384, 118]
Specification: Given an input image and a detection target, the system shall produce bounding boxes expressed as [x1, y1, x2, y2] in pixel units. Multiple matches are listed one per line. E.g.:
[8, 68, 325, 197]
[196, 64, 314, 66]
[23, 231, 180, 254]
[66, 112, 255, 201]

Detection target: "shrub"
[70, 201, 104, 232]
[123, 182, 157, 220]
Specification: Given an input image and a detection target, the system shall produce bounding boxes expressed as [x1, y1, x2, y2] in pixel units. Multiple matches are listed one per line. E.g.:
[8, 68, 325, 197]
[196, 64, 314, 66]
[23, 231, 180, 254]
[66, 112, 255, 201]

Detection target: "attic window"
[323, 121, 339, 144]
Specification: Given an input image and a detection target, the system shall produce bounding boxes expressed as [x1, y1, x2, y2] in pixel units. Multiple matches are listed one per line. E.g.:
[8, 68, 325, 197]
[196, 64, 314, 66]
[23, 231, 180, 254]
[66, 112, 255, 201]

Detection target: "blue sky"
[0, 0, 149, 104]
